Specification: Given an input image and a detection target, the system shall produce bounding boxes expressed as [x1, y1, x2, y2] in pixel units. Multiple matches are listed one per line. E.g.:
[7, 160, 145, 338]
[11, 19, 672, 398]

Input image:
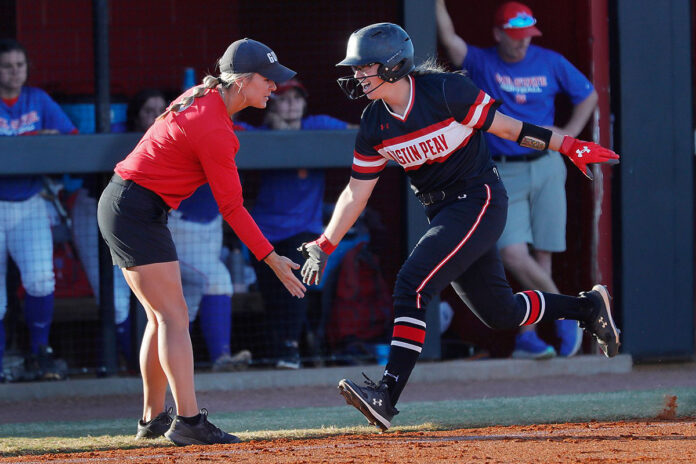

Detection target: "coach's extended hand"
[559, 135, 620, 180]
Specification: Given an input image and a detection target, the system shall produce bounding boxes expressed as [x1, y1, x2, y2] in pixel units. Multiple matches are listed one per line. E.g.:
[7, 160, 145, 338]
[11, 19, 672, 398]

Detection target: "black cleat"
[136, 407, 173, 439]
[338, 373, 399, 432]
[164, 408, 240, 446]
[579, 284, 621, 357]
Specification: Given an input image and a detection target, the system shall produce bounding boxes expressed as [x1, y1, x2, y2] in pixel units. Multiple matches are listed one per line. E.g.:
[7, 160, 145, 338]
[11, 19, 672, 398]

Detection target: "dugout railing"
[0, 131, 435, 376]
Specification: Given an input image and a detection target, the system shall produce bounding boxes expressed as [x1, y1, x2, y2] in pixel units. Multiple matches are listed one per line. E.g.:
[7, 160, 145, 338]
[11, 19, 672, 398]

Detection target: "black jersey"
[351, 72, 500, 195]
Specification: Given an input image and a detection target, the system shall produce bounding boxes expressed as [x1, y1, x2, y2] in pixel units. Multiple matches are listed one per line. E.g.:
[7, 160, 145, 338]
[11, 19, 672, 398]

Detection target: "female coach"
[98, 38, 304, 446]
[299, 23, 621, 432]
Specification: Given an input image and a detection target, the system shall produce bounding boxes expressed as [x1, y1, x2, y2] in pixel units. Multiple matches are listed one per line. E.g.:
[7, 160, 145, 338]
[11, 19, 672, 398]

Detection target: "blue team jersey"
[252, 115, 350, 242]
[175, 183, 220, 223]
[463, 45, 594, 157]
[352, 72, 499, 196]
[0, 87, 77, 201]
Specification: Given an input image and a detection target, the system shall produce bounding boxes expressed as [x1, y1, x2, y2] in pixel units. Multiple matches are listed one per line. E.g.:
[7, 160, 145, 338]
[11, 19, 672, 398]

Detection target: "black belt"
[416, 168, 500, 207]
[110, 174, 169, 210]
[492, 150, 548, 163]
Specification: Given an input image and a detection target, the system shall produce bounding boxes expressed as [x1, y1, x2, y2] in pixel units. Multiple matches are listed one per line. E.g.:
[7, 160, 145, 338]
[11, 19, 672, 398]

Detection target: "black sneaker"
[136, 407, 173, 439]
[164, 408, 240, 446]
[37, 345, 68, 381]
[19, 353, 40, 382]
[579, 285, 621, 357]
[338, 373, 399, 432]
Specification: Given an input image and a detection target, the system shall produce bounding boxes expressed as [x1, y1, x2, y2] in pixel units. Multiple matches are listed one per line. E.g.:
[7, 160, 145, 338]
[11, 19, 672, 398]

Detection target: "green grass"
[2, 387, 695, 457]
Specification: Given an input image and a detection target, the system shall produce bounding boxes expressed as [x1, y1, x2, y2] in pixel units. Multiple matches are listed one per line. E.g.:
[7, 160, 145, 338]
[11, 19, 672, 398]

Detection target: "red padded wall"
[15, 0, 399, 122]
[16, 0, 240, 98]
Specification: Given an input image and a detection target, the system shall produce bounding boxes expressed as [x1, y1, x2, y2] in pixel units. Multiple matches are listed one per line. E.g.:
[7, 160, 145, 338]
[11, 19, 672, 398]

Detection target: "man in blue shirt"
[252, 79, 356, 369]
[436, 1, 598, 359]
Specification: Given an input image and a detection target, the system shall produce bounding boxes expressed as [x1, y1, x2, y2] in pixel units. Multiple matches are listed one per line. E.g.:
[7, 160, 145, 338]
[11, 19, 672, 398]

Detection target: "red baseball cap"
[494, 1, 542, 40]
[274, 78, 308, 98]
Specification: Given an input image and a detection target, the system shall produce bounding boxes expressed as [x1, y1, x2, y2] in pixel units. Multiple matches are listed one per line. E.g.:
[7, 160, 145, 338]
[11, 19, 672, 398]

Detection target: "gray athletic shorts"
[97, 174, 178, 268]
[494, 150, 567, 252]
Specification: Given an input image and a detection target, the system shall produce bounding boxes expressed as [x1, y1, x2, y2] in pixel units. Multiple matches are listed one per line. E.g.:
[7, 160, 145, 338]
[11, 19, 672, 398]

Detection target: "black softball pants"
[393, 178, 523, 330]
[383, 173, 586, 405]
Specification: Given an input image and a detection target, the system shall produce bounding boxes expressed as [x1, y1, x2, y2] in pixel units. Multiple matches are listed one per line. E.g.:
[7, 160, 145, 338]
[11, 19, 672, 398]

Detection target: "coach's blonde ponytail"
[157, 72, 252, 120]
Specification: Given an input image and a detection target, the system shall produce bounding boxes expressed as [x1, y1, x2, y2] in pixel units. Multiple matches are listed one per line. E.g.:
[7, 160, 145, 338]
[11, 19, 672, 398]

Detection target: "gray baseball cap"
[219, 38, 296, 83]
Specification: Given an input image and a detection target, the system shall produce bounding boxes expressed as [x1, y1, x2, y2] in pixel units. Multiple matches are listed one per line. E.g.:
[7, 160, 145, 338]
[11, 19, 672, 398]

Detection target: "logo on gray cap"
[219, 38, 296, 83]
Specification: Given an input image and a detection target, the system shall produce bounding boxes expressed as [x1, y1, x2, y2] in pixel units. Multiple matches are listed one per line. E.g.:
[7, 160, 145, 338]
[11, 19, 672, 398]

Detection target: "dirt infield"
[2, 361, 695, 462]
[3, 420, 695, 463]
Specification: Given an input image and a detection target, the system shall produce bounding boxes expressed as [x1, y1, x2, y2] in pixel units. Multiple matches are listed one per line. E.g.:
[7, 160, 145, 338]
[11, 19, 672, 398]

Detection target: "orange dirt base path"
[3, 419, 696, 464]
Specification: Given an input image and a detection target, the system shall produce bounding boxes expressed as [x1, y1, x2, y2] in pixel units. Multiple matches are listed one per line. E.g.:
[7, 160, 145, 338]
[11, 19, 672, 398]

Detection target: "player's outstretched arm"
[487, 111, 619, 180]
[298, 177, 378, 285]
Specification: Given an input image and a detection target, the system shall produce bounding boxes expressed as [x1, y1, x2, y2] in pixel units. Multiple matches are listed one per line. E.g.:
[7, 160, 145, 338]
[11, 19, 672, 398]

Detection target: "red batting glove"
[559, 136, 620, 180]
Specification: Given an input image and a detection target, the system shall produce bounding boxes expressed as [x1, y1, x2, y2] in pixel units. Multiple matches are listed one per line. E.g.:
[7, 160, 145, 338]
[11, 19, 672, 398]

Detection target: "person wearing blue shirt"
[0, 39, 77, 381]
[252, 79, 356, 368]
[168, 183, 252, 372]
[437, 1, 598, 359]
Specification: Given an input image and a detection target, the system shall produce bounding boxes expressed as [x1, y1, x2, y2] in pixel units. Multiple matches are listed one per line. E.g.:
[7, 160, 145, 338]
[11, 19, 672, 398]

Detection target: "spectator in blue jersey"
[437, 1, 599, 359]
[126, 88, 252, 372]
[252, 78, 356, 369]
[69, 90, 172, 374]
[0, 38, 76, 381]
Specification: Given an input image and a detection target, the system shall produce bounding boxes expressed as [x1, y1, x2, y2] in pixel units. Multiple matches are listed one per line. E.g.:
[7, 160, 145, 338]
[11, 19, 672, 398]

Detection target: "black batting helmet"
[336, 23, 415, 99]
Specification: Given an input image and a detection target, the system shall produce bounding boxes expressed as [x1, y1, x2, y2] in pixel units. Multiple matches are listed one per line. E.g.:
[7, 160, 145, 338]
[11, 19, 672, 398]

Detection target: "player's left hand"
[559, 135, 620, 180]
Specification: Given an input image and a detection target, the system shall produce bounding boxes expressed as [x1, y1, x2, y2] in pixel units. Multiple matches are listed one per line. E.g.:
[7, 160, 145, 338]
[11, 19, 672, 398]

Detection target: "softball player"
[0, 39, 77, 382]
[97, 38, 303, 446]
[299, 23, 620, 432]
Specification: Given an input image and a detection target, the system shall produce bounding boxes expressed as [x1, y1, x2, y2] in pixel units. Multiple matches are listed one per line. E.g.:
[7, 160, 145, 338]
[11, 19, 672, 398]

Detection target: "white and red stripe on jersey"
[350, 72, 500, 195]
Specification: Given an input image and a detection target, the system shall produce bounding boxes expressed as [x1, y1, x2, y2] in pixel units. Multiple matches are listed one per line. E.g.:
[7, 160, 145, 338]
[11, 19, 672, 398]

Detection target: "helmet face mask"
[337, 63, 380, 100]
[336, 23, 415, 99]
[337, 74, 374, 100]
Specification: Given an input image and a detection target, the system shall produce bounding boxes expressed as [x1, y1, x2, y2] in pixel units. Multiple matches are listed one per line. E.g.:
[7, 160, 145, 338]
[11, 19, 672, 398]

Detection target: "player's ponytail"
[411, 57, 448, 76]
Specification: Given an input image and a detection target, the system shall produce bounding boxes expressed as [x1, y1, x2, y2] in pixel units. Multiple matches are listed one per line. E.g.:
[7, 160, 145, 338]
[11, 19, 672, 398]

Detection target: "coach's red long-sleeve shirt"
[115, 88, 273, 261]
